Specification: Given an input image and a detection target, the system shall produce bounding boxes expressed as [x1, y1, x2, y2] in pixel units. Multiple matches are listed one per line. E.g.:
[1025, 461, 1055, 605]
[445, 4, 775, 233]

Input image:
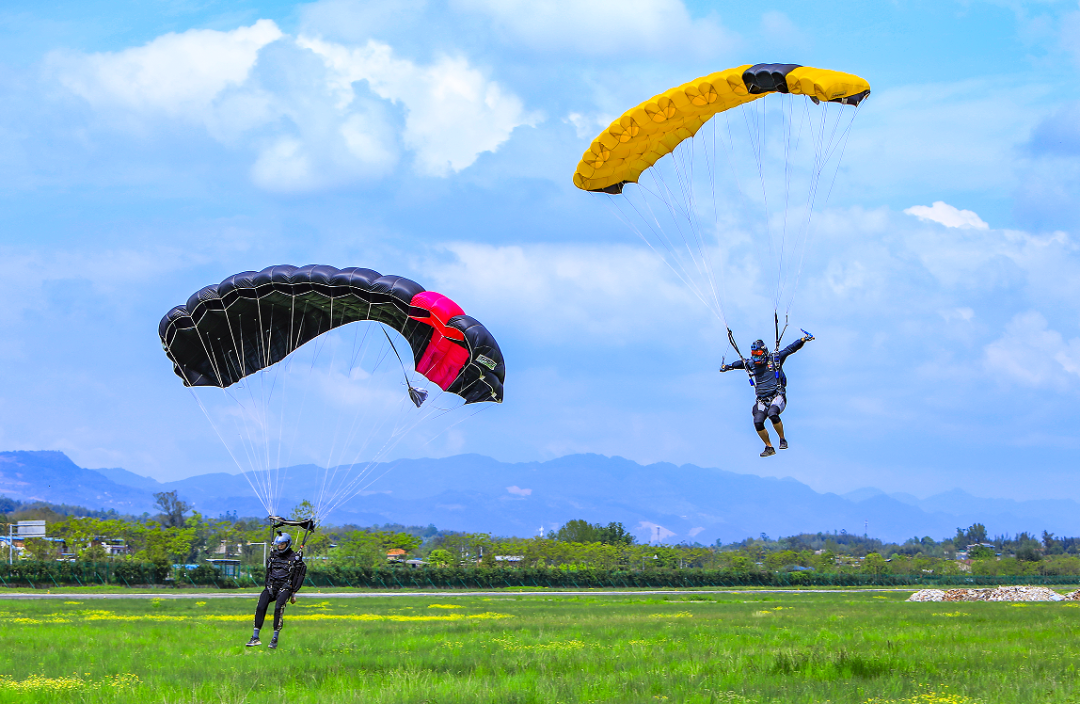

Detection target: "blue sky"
[2, 0, 1080, 504]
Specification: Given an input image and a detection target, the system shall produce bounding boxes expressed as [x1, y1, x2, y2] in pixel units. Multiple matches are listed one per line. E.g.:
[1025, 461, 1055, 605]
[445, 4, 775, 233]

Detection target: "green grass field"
[2, 589, 1079, 703]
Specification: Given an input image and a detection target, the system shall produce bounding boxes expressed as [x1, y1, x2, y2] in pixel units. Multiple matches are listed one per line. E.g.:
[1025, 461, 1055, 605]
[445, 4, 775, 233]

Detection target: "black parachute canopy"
[159, 264, 504, 405]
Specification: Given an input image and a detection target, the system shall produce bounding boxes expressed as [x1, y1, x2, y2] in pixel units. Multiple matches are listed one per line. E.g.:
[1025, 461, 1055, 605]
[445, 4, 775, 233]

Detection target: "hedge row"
[2, 561, 1080, 589]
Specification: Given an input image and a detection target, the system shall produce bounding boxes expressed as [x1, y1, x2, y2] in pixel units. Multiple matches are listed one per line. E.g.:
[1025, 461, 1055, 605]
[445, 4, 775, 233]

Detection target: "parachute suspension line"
[314, 319, 374, 519]
[178, 328, 251, 487]
[741, 98, 778, 276]
[218, 306, 275, 513]
[251, 298, 274, 512]
[726, 328, 756, 387]
[277, 312, 316, 485]
[306, 300, 345, 524]
[188, 387, 275, 515]
[218, 317, 274, 515]
[270, 295, 301, 515]
[680, 126, 727, 319]
[315, 323, 391, 521]
[645, 160, 726, 319]
[299, 312, 356, 525]
[170, 339, 273, 516]
[381, 327, 427, 408]
[704, 116, 733, 319]
[260, 298, 297, 517]
[663, 132, 724, 318]
[314, 296, 358, 521]
[320, 329, 487, 518]
[317, 319, 383, 509]
[321, 377, 467, 518]
[181, 331, 269, 507]
[328, 399, 497, 513]
[316, 327, 422, 519]
[773, 93, 798, 314]
[782, 99, 862, 319]
[262, 301, 282, 514]
[603, 192, 728, 330]
[774, 94, 811, 314]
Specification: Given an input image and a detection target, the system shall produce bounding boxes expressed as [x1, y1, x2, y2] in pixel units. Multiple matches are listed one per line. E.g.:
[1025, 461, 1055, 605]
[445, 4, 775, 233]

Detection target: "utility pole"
[7, 523, 11, 565]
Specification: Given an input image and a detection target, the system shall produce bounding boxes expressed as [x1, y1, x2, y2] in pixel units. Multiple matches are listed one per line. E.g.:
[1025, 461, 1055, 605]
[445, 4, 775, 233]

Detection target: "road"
[0, 588, 916, 600]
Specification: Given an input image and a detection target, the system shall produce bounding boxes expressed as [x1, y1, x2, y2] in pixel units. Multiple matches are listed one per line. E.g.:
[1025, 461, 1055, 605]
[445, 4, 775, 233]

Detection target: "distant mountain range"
[1, 450, 1077, 544]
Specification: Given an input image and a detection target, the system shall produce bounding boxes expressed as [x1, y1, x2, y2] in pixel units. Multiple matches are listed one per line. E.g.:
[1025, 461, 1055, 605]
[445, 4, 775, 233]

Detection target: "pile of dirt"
[908, 586, 1065, 602]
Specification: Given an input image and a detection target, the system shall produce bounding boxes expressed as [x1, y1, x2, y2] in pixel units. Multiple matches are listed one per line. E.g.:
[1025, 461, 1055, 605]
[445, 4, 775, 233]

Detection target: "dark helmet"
[273, 533, 292, 552]
[750, 339, 768, 365]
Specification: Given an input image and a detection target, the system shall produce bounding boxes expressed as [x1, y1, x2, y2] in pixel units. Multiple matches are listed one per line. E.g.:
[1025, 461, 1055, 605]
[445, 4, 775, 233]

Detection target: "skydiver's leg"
[752, 400, 774, 455]
[771, 417, 786, 448]
[254, 587, 272, 630]
[269, 588, 291, 648]
[273, 588, 291, 631]
[769, 395, 788, 449]
[249, 587, 273, 644]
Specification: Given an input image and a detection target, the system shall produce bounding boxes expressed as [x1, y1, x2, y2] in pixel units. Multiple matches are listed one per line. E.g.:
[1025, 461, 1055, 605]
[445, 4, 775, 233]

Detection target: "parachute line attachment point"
[381, 327, 428, 408]
[726, 328, 755, 387]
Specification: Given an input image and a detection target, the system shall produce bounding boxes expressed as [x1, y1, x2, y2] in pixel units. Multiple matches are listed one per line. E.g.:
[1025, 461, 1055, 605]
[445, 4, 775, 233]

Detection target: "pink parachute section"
[410, 291, 470, 390]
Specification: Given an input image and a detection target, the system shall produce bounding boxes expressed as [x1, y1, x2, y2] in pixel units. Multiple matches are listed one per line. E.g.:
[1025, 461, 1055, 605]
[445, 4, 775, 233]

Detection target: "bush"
[114, 560, 159, 585]
[187, 565, 219, 585]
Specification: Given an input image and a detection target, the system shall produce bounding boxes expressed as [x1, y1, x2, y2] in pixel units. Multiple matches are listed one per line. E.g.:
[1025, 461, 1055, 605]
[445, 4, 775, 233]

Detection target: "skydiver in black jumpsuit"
[246, 532, 306, 649]
[720, 334, 813, 457]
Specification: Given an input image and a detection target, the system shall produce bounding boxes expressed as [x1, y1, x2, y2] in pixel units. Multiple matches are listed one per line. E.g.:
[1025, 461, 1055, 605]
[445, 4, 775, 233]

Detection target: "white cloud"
[904, 201, 989, 229]
[250, 137, 315, 192]
[984, 311, 1080, 387]
[939, 307, 975, 323]
[846, 80, 1048, 199]
[506, 485, 532, 496]
[636, 520, 676, 543]
[49, 21, 535, 188]
[452, 0, 734, 56]
[565, 112, 615, 140]
[1060, 9, 1080, 67]
[418, 242, 700, 344]
[51, 20, 283, 120]
[298, 36, 538, 176]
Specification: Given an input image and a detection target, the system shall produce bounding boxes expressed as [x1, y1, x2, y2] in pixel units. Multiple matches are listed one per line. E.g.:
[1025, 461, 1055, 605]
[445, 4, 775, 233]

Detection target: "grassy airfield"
[1, 590, 1078, 703]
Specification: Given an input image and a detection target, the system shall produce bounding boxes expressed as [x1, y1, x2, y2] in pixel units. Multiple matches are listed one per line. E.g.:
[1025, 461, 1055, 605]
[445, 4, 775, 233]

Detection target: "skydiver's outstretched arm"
[776, 333, 814, 363]
[721, 358, 746, 372]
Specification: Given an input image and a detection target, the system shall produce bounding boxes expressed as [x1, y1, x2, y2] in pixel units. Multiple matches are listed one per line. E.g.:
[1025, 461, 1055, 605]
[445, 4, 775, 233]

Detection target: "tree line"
[4, 494, 1080, 579]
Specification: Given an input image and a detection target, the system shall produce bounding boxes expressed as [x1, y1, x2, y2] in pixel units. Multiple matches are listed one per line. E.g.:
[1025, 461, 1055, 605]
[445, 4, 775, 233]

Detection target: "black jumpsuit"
[254, 548, 307, 632]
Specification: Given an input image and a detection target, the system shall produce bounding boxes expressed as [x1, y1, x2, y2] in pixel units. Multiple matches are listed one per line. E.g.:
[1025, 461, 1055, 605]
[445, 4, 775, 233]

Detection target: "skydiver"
[719, 333, 814, 457]
[246, 532, 307, 650]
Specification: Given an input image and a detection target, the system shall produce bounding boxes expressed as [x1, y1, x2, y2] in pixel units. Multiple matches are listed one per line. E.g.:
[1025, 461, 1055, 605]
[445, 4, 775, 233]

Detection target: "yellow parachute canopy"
[572, 63, 870, 193]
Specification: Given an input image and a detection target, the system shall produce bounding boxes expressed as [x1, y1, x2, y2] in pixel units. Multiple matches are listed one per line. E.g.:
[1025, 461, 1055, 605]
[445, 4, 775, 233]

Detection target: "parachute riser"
[726, 328, 755, 387]
[773, 313, 789, 380]
[268, 515, 317, 557]
[381, 327, 428, 408]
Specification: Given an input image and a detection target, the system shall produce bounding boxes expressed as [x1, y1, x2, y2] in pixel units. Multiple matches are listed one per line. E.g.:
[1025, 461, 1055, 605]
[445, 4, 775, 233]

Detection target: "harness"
[726, 314, 810, 391]
[265, 516, 315, 590]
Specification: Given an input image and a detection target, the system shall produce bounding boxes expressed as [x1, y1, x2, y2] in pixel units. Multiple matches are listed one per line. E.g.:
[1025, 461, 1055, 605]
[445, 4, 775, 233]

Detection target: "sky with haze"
[2, 0, 1080, 503]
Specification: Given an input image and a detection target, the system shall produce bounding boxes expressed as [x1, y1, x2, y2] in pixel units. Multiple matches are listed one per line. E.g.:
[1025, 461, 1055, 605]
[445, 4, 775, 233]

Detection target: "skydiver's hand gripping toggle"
[800, 328, 815, 343]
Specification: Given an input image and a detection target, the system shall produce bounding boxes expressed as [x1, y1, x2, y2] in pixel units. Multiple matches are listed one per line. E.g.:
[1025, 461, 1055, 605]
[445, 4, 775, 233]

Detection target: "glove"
[290, 594, 296, 604]
[801, 334, 814, 343]
[719, 364, 729, 373]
